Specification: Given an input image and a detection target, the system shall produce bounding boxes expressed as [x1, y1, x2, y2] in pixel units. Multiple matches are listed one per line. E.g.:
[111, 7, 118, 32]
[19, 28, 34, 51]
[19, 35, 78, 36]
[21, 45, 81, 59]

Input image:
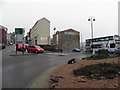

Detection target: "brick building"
[7, 32, 15, 45]
[0, 25, 7, 48]
[53, 29, 80, 52]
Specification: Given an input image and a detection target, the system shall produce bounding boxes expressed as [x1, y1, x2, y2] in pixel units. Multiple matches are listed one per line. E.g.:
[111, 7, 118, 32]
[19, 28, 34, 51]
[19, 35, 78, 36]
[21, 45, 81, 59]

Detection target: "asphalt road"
[2, 45, 90, 88]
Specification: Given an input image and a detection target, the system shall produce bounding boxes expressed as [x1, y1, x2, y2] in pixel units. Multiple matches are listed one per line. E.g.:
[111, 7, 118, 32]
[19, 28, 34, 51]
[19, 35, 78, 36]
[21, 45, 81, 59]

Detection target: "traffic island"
[73, 63, 120, 80]
[48, 57, 120, 88]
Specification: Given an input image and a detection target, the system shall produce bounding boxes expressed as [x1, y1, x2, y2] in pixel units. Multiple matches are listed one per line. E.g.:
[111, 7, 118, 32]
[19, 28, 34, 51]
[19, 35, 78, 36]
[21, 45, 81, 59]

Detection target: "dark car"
[72, 48, 81, 52]
[26, 45, 44, 54]
[16, 44, 26, 52]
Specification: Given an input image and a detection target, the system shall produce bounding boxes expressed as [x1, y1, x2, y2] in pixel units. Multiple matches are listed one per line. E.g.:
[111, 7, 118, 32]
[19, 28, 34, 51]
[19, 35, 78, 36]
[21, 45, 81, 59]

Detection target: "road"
[2, 45, 90, 88]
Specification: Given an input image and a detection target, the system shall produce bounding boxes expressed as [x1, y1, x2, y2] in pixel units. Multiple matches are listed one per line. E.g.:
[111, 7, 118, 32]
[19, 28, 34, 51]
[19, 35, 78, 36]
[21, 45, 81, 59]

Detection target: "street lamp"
[53, 27, 56, 35]
[88, 16, 95, 54]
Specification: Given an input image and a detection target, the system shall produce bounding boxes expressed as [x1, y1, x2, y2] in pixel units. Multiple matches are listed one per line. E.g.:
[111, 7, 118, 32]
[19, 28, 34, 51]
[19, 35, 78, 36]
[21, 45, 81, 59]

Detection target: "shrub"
[73, 63, 120, 80]
[97, 49, 109, 56]
[82, 49, 111, 60]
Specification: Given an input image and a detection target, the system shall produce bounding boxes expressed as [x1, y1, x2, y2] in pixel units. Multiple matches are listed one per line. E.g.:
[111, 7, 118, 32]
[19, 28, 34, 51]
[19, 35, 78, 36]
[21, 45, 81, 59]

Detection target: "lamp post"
[88, 16, 95, 54]
[53, 27, 56, 35]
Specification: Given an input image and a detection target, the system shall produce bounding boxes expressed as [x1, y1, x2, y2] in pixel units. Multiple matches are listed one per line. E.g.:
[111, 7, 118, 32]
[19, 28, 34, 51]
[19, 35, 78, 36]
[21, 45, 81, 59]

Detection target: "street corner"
[57, 53, 69, 56]
[46, 52, 69, 56]
[9, 51, 36, 56]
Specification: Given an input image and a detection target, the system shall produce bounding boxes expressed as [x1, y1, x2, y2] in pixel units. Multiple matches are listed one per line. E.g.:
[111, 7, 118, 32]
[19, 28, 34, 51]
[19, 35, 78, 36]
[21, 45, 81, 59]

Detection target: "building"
[53, 29, 80, 52]
[30, 17, 50, 46]
[0, 25, 7, 48]
[25, 29, 32, 44]
[7, 32, 15, 45]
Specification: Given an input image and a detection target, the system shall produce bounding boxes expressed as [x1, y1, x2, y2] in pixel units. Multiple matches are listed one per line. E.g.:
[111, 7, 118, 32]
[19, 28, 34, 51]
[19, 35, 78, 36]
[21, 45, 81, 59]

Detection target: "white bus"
[85, 35, 120, 53]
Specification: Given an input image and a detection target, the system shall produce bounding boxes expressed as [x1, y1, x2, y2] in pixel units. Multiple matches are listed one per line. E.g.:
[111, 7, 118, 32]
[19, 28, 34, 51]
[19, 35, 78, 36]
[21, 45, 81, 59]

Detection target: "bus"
[85, 35, 120, 54]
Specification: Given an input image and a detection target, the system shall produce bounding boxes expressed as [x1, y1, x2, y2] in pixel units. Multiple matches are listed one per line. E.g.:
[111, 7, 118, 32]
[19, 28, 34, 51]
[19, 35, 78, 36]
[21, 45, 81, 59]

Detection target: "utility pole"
[81, 33, 83, 51]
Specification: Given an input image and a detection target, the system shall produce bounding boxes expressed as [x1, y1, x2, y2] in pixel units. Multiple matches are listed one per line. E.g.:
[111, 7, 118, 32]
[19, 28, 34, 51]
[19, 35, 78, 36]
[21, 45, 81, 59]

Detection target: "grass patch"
[73, 63, 120, 80]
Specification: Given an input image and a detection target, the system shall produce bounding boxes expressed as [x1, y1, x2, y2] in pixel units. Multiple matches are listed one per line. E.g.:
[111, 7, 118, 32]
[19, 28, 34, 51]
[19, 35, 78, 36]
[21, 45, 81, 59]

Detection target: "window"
[109, 36, 113, 40]
[110, 43, 115, 48]
[92, 44, 102, 48]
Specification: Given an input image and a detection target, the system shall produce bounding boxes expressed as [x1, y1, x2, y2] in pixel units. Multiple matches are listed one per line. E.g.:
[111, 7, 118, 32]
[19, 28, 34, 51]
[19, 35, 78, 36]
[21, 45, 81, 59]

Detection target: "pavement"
[26, 64, 63, 88]
[9, 50, 36, 56]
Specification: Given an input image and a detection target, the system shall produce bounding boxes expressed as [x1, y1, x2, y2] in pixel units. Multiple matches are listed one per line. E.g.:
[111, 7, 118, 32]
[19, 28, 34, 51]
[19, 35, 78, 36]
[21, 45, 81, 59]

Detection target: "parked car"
[0, 43, 2, 50]
[16, 44, 26, 52]
[24, 43, 29, 48]
[72, 48, 81, 52]
[0, 43, 6, 49]
[26, 45, 44, 54]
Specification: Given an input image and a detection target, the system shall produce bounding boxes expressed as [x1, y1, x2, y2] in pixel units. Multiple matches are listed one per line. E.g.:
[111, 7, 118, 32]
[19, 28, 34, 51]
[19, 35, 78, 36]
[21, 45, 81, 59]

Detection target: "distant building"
[7, 33, 11, 45]
[0, 25, 7, 47]
[7, 32, 15, 45]
[30, 17, 50, 46]
[53, 29, 80, 52]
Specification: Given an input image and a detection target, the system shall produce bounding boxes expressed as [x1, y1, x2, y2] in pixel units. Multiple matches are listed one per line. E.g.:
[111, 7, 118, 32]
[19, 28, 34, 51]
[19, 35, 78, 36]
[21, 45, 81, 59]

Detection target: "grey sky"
[0, 0, 119, 42]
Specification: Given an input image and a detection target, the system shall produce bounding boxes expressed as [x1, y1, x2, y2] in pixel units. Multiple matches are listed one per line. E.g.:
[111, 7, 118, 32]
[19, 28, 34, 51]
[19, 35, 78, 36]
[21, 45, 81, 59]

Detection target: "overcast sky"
[0, 0, 119, 42]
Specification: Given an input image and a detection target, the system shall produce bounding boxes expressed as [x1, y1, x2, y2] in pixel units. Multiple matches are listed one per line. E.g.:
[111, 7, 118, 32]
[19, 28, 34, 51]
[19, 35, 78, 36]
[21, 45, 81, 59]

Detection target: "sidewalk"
[46, 52, 69, 56]
[9, 50, 37, 56]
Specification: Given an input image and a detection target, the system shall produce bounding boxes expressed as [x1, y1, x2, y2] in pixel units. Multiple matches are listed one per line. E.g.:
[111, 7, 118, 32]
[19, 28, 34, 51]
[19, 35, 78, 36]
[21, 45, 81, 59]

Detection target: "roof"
[0, 25, 7, 29]
[59, 29, 80, 33]
[53, 28, 80, 36]
[31, 17, 50, 29]
[38, 17, 50, 23]
[86, 35, 119, 41]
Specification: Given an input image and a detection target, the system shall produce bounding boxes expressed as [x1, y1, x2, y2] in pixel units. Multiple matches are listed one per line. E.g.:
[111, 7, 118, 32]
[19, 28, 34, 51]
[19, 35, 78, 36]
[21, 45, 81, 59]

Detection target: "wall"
[0, 26, 7, 45]
[53, 29, 80, 52]
[31, 18, 50, 45]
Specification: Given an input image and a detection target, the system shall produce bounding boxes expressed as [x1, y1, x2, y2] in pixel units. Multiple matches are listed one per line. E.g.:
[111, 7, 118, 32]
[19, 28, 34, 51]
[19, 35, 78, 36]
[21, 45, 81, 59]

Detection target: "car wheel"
[23, 49, 26, 52]
[37, 51, 40, 54]
[73, 50, 75, 52]
[35, 51, 38, 54]
[27, 50, 30, 53]
[40, 52, 44, 54]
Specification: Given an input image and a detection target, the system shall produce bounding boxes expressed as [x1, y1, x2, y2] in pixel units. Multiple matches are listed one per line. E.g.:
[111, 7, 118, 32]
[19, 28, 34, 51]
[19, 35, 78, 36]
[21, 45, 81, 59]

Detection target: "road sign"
[15, 28, 24, 35]
[16, 35, 24, 42]
[15, 28, 25, 44]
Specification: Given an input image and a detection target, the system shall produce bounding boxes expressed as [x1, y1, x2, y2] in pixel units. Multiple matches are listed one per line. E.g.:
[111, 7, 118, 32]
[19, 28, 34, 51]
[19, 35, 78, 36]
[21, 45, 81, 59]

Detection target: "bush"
[82, 49, 111, 60]
[97, 49, 109, 56]
[73, 63, 120, 80]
